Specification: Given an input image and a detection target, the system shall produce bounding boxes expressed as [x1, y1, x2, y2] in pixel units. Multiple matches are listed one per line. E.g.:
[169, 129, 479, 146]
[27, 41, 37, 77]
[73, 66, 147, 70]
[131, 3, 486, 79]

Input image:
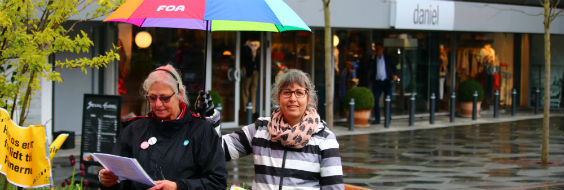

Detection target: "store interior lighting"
[135, 31, 152, 48]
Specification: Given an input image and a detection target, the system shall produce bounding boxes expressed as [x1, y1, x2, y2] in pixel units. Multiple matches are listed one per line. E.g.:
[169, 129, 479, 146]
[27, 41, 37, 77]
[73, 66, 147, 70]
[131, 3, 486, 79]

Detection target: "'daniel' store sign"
[392, 0, 455, 31]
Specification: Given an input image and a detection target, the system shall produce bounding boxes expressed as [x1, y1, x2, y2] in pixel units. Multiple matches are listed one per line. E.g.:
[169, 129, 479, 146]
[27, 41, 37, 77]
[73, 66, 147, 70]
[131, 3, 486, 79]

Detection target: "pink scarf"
[268, 108, 320, 149]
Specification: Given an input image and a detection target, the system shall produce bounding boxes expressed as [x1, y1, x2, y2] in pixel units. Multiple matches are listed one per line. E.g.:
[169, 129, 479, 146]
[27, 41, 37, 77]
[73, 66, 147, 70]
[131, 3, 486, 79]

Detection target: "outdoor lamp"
[135, 31, 152, 48]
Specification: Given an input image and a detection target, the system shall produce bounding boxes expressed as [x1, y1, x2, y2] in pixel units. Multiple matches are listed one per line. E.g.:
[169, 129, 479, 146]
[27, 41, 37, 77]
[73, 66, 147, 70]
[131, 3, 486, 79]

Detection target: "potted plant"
[344, 87, 375, 127]
[208, 90, 223, 107]
[457, 79, 484, 117]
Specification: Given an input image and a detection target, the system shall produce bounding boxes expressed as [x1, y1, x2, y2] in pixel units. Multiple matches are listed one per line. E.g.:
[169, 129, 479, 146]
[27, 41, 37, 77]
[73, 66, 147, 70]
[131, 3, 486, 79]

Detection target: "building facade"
[31, 0, 564, 137]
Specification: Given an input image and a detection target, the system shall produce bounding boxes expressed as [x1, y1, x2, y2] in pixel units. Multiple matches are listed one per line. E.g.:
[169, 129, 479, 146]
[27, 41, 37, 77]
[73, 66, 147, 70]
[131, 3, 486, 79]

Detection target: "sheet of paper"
[92, 153, 156, 186]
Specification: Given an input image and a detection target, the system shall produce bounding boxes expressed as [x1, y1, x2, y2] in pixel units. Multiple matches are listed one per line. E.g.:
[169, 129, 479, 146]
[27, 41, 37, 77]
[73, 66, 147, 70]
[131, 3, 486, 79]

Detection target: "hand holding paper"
[99, 169, 118, 187]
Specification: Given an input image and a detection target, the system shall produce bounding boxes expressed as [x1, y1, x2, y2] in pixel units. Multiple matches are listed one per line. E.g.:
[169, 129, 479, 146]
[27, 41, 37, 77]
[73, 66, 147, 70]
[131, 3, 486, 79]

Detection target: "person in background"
[98, 64, 227, 190]
[217, 69, 344, 189]
[370, 43, 398, 124]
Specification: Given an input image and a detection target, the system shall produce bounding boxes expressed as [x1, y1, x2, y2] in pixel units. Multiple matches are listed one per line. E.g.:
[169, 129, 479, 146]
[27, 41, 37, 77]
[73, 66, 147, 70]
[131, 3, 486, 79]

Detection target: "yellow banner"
[50, 134, 68, 160]
[0, 108, 51, 188]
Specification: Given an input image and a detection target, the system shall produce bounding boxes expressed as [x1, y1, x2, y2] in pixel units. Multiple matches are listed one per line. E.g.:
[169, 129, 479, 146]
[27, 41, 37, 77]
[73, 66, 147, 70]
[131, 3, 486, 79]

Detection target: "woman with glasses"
[98, 64, 227, 190]
[220, 69, 344, 189]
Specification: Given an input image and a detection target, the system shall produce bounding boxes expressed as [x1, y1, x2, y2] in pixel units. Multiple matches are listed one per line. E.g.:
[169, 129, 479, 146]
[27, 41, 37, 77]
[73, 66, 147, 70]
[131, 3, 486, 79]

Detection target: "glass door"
[211, 32, 239, 128]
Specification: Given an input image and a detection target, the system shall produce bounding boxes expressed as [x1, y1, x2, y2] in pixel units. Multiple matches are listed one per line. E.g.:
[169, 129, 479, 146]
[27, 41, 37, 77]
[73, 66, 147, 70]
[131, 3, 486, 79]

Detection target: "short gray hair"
[271, 69, 317, 110]
[142, 64, 189, 106]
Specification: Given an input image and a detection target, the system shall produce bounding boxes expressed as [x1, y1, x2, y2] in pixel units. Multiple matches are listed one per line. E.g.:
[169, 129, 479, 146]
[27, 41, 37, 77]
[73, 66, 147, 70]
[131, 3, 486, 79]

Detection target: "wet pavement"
[51, 113, 564, 190]
[338, 117, 564, 189]
[225, 117, 564, 190]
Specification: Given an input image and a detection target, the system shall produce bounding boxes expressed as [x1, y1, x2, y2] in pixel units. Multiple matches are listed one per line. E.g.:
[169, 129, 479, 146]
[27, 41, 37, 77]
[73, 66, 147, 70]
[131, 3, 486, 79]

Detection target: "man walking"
[370, 43, 397, 124]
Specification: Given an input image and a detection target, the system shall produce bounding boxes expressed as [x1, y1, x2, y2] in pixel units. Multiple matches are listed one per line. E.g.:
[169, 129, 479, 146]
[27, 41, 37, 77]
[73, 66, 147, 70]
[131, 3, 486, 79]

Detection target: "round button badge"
[140, 141, 150, 149]
[148, 137, 157, 145]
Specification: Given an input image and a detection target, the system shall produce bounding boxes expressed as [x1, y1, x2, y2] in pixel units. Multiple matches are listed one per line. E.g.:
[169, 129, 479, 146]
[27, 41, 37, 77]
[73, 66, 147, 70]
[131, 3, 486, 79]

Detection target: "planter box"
[459, 101, 481, 118]
[346, 109, 371, 127]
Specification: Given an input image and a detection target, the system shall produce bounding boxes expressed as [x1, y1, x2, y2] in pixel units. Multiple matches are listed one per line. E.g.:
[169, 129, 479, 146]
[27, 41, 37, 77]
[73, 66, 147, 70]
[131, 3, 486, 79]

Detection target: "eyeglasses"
[280, 89, 308, 98]
[146, 93, 175, 103]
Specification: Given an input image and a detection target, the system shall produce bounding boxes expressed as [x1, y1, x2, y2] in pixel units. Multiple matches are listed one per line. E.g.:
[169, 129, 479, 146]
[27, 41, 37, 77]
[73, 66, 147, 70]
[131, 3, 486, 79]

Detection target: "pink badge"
[140, 141, 150, 149]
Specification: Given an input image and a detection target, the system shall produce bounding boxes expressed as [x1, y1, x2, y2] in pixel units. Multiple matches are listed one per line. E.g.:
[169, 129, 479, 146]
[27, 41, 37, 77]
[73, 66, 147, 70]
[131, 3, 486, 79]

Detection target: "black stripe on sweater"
[223, 141, 232, 161]
[321, 148, 341, 158]
[234, 129, 253, 155]
[320, 175, 344, 186]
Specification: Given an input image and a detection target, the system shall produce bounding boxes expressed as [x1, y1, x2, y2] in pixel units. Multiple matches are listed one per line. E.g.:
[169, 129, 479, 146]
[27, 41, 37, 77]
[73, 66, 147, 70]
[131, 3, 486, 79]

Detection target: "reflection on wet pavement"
[227, 117, 564, 189]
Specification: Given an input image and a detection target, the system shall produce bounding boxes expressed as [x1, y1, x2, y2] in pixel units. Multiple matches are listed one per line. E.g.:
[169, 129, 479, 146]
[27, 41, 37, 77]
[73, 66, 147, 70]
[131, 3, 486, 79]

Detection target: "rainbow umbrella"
[104, 0, 311, 32]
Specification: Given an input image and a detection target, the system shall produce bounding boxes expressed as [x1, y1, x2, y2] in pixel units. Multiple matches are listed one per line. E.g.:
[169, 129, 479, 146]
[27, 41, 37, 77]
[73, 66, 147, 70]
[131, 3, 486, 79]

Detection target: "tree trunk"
[323, 0, 333, 130]
[542, 0, 550, 165]
[19, 70, 36, 126]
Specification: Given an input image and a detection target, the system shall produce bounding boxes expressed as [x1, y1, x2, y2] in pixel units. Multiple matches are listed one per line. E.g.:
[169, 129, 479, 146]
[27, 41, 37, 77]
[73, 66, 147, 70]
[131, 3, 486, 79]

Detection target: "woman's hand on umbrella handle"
[148, 180, 177, 190]
[99, 169, 118, 187]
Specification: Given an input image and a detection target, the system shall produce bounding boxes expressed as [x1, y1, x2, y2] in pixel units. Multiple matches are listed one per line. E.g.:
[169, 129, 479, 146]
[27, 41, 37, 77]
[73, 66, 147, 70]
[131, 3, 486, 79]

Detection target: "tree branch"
[476, 3, 543, 17]
[38, 0, 54, 31]
[9, 92, 18, 117]
[18, 69, 36, 126]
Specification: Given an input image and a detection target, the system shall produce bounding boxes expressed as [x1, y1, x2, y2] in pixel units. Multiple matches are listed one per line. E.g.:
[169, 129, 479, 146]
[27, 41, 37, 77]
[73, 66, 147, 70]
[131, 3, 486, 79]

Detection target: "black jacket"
[370, 53, 398, 82]
[105, 104, 227, 190]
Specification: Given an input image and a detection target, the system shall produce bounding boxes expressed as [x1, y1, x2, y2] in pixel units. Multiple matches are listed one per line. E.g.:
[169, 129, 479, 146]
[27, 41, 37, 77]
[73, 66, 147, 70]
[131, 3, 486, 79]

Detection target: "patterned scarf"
[268, 108, 320, 149]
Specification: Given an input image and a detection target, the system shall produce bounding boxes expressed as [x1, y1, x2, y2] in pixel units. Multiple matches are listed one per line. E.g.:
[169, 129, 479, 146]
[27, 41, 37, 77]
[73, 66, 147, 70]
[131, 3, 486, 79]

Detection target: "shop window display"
[271, 31, 312, 78]
[332, 31, 370, 117]
[118, 26, 206, 118]
[455, 33, 515, 109]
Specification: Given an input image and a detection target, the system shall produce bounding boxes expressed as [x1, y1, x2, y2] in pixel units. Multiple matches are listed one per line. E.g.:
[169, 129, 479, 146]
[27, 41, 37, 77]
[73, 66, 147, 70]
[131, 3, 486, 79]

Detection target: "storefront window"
[455, 33, 515, 109]
[333, 30, 369, 118]
[379, 32, 428, 113]
[211, 32, 237, 123]
[271, 31, 313, 83]
[530, 34, 564, 108]
[118, 26, 206, 118]
[312, 29, 326, 119]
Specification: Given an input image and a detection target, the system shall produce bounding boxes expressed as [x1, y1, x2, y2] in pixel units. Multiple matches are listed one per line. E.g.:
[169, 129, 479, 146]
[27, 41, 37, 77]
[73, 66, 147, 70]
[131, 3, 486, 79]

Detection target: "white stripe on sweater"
[320, 165, 343, 177]
[254, 182, 321, 190]
[223, 136, 240, 159]
[317, 137, 339, 150]
[254, 155, 321, 173]
[253, 127, 269, 139]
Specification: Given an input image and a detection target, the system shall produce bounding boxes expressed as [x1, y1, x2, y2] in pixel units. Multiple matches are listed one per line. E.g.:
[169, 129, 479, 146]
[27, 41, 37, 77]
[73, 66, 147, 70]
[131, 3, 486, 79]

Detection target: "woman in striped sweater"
[222, 69, 344, 190]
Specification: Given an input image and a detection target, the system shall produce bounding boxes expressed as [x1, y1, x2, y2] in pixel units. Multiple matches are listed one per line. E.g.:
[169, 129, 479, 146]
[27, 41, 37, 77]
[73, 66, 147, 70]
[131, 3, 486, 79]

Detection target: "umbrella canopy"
[104, 0, 311, 32]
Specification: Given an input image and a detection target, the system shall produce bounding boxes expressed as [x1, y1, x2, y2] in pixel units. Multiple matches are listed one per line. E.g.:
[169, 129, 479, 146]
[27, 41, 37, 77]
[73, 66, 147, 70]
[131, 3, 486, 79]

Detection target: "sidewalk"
[331, 109, 564, 137]
[50, 108, 564, 187]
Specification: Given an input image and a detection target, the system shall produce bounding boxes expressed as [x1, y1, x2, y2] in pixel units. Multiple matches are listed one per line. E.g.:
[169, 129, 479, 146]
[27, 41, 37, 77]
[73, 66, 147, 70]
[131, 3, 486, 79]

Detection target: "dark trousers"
[372, 80, 392, 123]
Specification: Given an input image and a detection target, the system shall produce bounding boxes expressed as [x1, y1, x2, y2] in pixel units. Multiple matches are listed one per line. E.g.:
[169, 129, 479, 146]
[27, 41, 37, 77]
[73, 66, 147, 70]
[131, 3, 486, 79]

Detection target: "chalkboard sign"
[80, 94, 121, 165]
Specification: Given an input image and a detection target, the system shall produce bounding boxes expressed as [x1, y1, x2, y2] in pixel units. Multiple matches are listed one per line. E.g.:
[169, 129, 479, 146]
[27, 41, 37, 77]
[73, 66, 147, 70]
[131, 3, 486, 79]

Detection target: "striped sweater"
[223, 118, 344, 190]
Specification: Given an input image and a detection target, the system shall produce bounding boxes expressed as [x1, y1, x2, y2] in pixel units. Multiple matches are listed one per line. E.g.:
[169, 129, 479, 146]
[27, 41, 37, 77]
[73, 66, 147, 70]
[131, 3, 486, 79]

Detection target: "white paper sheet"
[92, 153, 157, 186]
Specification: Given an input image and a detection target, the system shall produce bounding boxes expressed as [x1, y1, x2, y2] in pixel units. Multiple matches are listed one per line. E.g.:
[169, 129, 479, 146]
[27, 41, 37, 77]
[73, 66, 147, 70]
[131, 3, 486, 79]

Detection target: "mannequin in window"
[439, 44, 448, 100]
[479, 44, 496, 108]
[242, 40, 260, 115]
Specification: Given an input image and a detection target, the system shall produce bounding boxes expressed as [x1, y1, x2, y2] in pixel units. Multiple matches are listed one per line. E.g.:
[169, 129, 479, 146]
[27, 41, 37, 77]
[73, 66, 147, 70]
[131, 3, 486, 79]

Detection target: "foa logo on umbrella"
[157, 5, 185, 12]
